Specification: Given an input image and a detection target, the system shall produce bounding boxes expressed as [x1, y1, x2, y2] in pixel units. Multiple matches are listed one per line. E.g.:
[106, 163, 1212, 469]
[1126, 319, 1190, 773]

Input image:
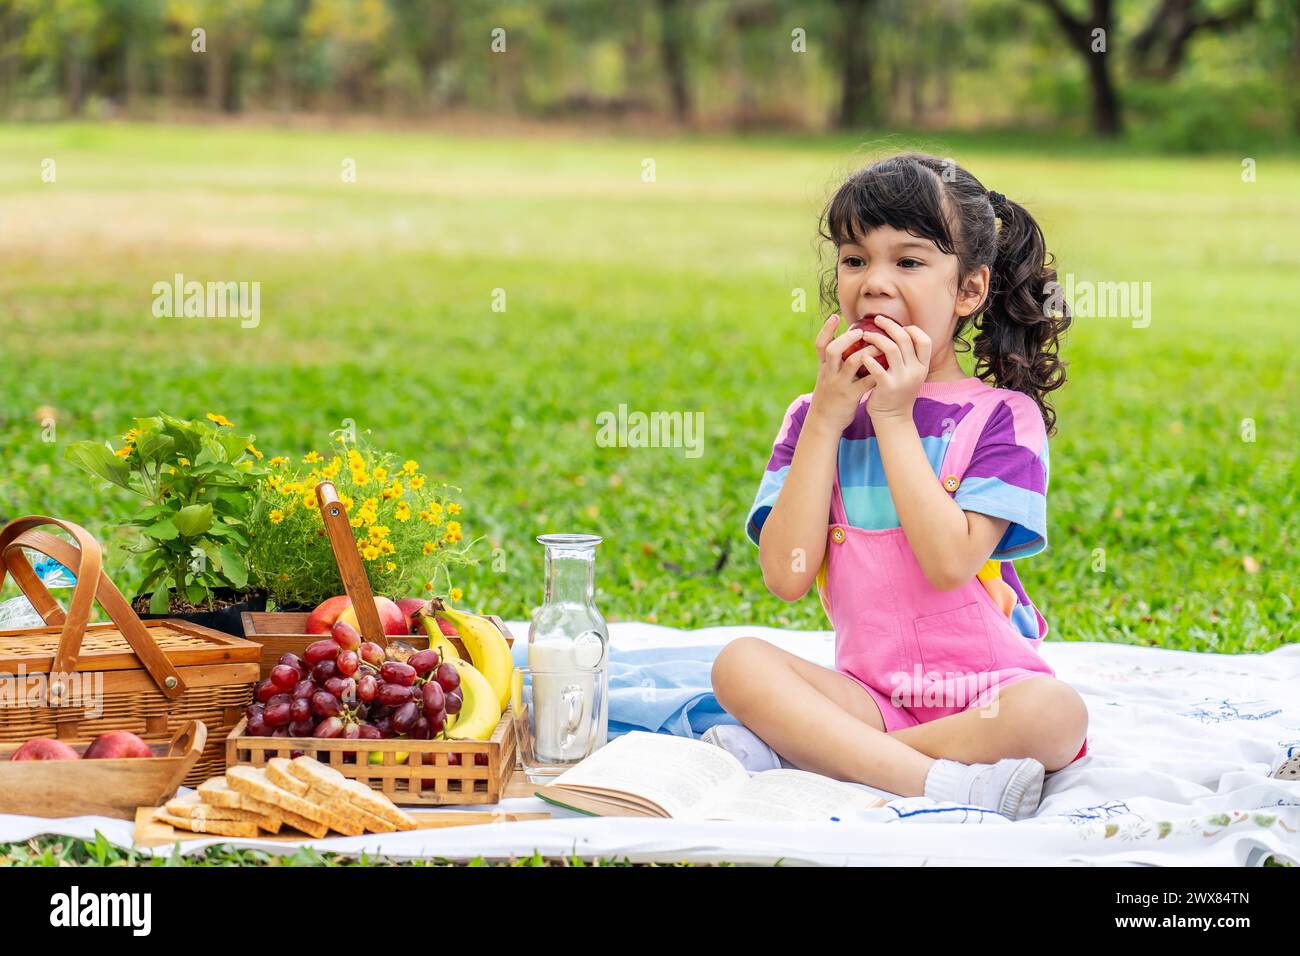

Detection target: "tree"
[655, 0, 691, 124]
[1131, 0, 1257, 79]
[834, 0, 881, 129]
[1037, 0, 1122, 136]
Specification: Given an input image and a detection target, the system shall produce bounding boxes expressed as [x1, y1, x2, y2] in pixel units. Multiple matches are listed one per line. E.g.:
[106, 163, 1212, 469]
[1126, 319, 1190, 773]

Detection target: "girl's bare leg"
[887, 677, 1089, 772]
[711, 637, 934, 796]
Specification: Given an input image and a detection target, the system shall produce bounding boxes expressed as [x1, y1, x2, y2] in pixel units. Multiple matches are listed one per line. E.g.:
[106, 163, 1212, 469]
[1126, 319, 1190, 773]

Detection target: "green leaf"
[134, 432, 175, 464]
[219, 545, 248, 589]
[64, 441, 132, 490]
[144, 519, 179, 540]
[173, 503, 214, 538]
[186, 582, 206, 605]
[150, 583, 171, 614]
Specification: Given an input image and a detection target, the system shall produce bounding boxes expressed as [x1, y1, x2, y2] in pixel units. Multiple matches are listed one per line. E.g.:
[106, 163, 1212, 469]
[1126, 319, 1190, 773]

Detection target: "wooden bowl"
[0, 719, 207, 820]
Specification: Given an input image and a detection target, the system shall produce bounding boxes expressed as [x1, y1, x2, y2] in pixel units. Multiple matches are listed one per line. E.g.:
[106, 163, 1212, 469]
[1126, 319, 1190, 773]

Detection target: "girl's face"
[836, 224, 989, 375]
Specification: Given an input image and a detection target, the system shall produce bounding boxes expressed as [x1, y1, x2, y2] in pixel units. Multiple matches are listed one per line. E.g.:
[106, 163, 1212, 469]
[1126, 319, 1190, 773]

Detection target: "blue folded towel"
[510, 640, 737, 741]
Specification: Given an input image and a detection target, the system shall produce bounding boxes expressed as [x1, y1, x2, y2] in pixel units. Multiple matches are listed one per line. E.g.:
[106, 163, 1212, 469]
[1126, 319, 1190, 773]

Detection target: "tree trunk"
[655, 0, 691, 124]
[1084, 36, 1122, 136]
[205, 50, 226, 113]
[64, 48, 84, 116]
[836, 0, 878, 129]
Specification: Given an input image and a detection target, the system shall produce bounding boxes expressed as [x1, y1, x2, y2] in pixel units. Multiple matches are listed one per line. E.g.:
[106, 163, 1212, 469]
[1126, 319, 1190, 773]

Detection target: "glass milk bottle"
[527, 533, 609, 762]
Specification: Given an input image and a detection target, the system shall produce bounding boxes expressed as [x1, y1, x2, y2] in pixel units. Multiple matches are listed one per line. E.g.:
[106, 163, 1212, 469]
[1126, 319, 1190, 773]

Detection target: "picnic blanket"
[1, 622, 1296, 865]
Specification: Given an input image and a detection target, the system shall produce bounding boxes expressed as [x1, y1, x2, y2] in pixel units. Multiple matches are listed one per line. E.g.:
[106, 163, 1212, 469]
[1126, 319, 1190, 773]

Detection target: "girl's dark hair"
[817, 151, 1070, 436]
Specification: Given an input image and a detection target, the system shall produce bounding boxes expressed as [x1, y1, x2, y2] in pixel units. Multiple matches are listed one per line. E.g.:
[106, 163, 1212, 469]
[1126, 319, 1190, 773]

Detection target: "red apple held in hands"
[840, 316, 891, 379]
[83, 731, 154, 759]
[11, 738, 80, 761]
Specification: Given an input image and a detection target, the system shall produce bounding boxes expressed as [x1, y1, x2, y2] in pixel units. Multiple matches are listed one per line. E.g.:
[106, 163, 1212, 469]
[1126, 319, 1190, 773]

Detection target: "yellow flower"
[380, 540, 396, 555]
[424, 580, 434, 591]
[351, 469, 369, 486]
[371, 467, 388, 483]
[422, 541, 436, 555]
[206, 412, 235, 427]
[409, 475, 425, 490]
[282, 482, 303, 496]
[402, 460, 419, 475]
[361, 544, 380, 561]
[301, 491, 316, 509]
[267, 474, 283, 491]
[447, 502, 461, 515]
[114, 446, 132, 458]
[346, 449, 363, 464]
[269, 509, 285, 524]
[304, 451, 321, 464]
[177, 457, 190, 466]
[394, 502, 411, 522]
[443, 528, 462, 543]
[386, 561, 396, 572]
[246, 443, 264, 460]
[368, 525, 390, 541]
[322, 462, 340, 479]
[339, 494, 354, 511]
[270, 457, 288, 468]
[446, 521, 461, 536]
[450, 587, 463, 602]
[427, 501, 443, 517]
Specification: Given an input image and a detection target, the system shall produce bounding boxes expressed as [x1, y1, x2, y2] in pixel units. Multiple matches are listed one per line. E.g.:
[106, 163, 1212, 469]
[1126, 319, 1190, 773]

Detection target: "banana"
[418, 611, 464, 664]
[441, 657, 502, 741]
[432, 603, 513, 714]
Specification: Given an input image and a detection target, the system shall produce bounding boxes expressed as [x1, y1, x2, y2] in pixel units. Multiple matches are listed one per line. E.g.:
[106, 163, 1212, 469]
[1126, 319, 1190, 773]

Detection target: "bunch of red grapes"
[245, 620, 462, 743]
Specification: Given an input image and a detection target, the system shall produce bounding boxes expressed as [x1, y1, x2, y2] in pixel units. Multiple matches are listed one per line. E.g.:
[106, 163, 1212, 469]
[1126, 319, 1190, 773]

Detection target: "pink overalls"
[815, 388, 1088, 765]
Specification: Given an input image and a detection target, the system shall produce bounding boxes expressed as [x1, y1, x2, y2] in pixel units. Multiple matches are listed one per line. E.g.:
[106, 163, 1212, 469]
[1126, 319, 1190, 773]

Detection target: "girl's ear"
[956, 265, 991, 318]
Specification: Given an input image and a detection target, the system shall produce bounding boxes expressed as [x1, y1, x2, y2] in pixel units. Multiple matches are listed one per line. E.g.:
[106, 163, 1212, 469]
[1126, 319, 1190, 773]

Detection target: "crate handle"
[165, 719, 208, 768]
[0, 520, 187, 701]
[314, 481, 389, 646]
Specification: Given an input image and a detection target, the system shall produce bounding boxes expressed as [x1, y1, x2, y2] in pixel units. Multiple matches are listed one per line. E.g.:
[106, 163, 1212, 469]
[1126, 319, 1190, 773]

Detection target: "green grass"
[0, 121, 1296, 865]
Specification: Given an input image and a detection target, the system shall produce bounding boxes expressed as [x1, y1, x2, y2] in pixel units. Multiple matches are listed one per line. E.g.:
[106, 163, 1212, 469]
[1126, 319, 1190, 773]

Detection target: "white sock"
[923, 756, 1046, 820]
[702, 724, 799, 772]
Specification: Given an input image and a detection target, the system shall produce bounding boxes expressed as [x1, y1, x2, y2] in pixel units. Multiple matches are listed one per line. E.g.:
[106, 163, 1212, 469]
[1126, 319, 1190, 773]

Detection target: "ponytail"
[973, 194, 1071, 437]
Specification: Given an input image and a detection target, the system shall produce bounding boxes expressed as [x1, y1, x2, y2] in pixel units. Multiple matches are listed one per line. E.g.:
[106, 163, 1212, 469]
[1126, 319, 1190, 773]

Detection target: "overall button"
[942, 475, 961, 493]
[831, 527, 846, 543]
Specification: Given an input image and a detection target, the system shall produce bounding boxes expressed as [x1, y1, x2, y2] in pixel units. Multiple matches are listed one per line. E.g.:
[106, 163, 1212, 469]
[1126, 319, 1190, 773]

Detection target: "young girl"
[706, 152, 1088, 820]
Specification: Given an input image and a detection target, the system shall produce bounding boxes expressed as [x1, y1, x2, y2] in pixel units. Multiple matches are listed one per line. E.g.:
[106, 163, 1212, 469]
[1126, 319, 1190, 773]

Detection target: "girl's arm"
[873, 415, 1010, 590]
[757, 409, 841, 601]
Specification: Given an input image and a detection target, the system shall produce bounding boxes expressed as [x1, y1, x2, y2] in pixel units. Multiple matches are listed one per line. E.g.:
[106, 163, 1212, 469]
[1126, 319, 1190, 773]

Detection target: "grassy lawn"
[0, 121, 1296, 865]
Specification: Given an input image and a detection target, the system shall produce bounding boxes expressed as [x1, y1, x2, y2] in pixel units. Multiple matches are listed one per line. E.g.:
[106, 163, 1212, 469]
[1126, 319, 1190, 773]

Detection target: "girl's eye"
[841, 256, 864, 267]
[899, 258, 922, 269]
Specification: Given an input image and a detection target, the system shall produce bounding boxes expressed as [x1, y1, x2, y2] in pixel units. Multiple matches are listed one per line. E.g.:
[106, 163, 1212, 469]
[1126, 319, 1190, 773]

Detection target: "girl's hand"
[807, 314, 875, 435]
[858, 317, 932, 423]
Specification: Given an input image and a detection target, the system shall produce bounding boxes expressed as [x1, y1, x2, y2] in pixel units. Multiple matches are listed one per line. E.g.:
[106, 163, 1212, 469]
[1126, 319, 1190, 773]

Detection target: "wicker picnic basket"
[0, 516, 262, 786]
[227, 481, 517, 805]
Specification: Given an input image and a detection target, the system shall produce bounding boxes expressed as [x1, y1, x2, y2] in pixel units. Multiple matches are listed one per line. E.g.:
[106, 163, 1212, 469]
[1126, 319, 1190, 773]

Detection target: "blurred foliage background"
[0, 0, 1297, 150]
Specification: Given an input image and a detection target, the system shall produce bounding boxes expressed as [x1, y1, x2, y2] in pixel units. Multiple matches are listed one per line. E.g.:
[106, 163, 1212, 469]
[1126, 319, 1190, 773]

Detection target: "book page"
[695, 769, 888, 822]
[545, 731, 749, 818]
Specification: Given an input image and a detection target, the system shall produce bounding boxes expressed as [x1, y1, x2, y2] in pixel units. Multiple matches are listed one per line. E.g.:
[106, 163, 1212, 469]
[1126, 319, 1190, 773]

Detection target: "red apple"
[305, 595, 352, 635]
[841, 316, 891, 379]
[395, 598, 428, 634]
[336, 596, 408, 637]
[11, 738, 80, 761]
[83, 731, 153, 759]
[305, 595, 408, 637]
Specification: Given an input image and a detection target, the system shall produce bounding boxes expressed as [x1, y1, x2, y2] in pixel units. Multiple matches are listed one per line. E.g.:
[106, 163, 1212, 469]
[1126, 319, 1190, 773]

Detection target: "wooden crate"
[0, 517, 262, 786]
[226, 711, 518, 806]
[0, 720, 207, 820]
[241, 611, 514, 680]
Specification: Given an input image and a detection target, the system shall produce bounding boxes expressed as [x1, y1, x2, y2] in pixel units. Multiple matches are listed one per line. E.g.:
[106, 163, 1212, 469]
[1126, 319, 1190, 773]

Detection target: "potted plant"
[245, 428, 482, 611]
[65, 411, 269, 635]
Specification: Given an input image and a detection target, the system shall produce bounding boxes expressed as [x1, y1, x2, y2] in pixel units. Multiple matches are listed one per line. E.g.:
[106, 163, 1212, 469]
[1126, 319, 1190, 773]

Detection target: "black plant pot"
[134, 588, 268, 638]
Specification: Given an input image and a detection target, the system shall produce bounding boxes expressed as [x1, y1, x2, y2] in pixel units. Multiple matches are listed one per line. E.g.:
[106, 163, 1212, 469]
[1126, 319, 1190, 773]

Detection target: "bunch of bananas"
[419, 600, 518, 741]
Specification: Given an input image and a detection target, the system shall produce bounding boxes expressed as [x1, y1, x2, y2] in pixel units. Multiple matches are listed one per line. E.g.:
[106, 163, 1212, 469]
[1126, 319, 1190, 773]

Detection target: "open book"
[534, 730, 889, 822]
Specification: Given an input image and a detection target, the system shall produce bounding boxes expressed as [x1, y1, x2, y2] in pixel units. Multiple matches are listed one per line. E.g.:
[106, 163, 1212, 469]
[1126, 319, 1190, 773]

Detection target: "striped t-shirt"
[744, 375, 1051, 641]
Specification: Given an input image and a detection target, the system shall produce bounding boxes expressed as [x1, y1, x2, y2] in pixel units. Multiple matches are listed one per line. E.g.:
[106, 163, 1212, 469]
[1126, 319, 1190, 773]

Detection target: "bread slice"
[281, 757, 413, 833]
[226, 765, 363, 837]
[198, 778, 277, 815]
[154, 810, 262, 839]
[165, 792, 265, 823]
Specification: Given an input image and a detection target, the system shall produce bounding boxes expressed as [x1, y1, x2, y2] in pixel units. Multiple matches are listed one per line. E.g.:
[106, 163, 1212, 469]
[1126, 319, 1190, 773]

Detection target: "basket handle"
[0, 521, 187, 701]
[315, 481, 388, 645]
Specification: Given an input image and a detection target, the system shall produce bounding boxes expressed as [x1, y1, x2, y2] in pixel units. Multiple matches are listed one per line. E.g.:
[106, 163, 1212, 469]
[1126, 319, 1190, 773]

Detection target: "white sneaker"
[924, 756, 1046, 820]
[700, 724, 797, 772]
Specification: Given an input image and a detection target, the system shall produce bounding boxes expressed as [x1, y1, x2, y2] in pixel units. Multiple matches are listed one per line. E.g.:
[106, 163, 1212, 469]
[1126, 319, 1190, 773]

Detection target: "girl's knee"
[711, 637, 777, 710]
